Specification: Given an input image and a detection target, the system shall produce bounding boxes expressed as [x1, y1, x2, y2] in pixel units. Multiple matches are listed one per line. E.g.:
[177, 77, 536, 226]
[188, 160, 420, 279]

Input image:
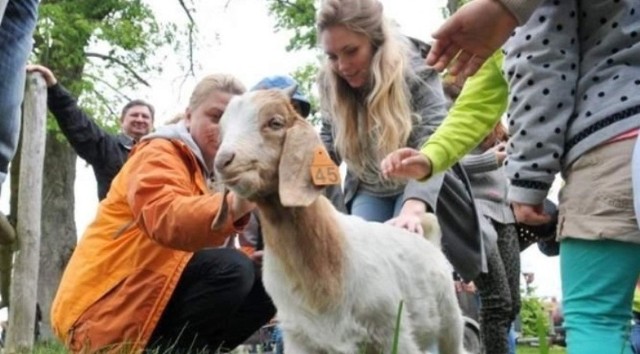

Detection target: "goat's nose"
[214, 150, 235, 172]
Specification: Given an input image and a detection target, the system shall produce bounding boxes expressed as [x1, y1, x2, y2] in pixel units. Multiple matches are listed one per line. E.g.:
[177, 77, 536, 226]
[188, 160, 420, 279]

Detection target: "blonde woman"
[317, 0, 483, 282]
[51, 74, 275, 353]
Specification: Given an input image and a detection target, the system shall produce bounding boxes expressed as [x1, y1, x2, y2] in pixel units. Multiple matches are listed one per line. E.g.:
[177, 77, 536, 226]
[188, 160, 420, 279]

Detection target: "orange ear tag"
[310, 146, 341, 186]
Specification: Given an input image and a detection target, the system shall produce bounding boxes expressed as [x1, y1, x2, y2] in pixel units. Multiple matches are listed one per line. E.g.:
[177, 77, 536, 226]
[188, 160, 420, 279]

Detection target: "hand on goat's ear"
[279, 119, 324, 207]
[212, 188, 256, 231]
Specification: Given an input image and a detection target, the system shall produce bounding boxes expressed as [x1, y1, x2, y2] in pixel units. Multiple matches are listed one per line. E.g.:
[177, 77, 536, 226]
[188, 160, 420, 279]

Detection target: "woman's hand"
[512, 201, 551, 225]
[426, 0, 518, 77]
[489, 142, 507, 165]
[26, 64, 58, 87]
[250, 250, 264, 267]
[381, 148, 432, 180]
[386, 199, 427, 236]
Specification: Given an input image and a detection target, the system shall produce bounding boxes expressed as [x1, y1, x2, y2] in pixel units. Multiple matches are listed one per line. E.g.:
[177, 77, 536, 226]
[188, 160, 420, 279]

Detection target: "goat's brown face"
[215, 89, 322, 205]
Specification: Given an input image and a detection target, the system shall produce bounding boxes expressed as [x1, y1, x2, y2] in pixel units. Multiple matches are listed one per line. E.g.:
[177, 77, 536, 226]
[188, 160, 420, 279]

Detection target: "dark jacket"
[47, 84, 133, 200]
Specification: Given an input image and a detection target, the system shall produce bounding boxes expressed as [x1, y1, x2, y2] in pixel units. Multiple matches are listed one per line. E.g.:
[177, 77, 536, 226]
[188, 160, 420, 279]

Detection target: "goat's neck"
[257, 196, 346, 312]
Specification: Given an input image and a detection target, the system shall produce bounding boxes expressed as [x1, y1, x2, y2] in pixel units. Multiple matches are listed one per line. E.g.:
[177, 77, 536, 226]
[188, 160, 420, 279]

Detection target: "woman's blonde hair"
[317, 0, 414, 175]
[188, 74, 246, 110]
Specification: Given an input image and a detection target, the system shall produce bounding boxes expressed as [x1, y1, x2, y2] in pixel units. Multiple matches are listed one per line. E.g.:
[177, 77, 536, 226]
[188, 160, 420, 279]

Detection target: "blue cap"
[250, 75, 311, 118]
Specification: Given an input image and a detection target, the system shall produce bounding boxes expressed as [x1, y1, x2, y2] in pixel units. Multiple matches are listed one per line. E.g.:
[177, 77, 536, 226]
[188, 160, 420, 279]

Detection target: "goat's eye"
[268, 116, 285, 130]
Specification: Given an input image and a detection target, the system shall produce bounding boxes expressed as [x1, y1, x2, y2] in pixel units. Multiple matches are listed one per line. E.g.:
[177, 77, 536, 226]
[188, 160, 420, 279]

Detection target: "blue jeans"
[350, 191, 404, 222]
[508, 323, 517, 354]
[561, 239, 640, 354]
[0, 0, 38, 186]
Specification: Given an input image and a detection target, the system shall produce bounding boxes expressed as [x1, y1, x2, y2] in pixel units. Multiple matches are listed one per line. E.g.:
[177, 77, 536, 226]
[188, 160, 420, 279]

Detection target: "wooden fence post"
[0, 0, 9, 25]
[5, 73, 47, 353]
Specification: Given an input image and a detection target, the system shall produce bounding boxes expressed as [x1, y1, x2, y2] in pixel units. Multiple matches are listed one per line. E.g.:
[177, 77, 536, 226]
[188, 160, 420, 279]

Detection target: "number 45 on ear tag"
[310, 146, 341, 186]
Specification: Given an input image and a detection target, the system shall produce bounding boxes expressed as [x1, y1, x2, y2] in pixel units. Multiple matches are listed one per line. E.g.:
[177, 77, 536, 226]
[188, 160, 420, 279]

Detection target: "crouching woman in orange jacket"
[51, 74, 275, 353]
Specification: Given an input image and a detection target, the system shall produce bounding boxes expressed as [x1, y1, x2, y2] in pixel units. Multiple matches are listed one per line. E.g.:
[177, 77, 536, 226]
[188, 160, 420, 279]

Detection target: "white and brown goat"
[213, 88, 467, 354]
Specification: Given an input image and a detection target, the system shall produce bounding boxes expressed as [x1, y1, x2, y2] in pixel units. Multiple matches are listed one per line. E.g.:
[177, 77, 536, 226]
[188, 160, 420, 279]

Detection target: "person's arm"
[504, 1, 578, 212]
[390, 65, 446, 234]
[47, 83, 118, 165]
[422, 51, 508, 175]
[319, 117, 341, 165]
[407, 67, 449, 143]
[319, 119, 348, 212]
[27, 64, 118, 165]
[126, 140, 251, 252]
[460, 150, 502, 175]
[401, 66, 448, 203]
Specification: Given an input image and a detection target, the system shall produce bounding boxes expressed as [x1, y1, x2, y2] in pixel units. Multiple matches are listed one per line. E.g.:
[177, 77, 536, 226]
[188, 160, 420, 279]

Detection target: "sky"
[1, 0, 562, 301]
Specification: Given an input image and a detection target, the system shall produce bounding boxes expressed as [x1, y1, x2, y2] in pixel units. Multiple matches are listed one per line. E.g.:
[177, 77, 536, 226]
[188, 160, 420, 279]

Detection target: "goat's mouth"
[215, 169, 262, 198]
[214, 174, 242, 188]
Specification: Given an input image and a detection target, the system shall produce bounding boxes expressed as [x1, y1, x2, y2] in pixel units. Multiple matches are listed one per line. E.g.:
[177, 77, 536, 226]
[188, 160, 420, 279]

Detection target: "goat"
[213, 87, 467, 354]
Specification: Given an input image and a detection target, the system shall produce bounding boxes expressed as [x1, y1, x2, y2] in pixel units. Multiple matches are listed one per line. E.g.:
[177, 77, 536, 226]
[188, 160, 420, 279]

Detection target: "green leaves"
[290, 62, 320, 123]
[267, 0, 317, 51]
[34, 0, 183, 136]
[520, 295, 551, 340]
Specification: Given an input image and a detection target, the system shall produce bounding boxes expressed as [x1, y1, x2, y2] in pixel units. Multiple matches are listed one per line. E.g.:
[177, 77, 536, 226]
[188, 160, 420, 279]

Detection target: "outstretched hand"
[512, 202, 551, 226]
[381, 148, 432, 180]
[386, 199, 428, 236]
[426, 0, 518, 77]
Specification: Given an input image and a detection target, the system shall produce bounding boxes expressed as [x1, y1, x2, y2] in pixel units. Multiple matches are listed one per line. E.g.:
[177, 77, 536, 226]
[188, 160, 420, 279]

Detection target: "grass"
[517, 345, 567, 354]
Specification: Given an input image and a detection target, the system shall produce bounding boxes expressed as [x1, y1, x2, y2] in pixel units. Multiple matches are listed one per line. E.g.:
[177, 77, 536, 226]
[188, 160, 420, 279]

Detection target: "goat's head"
[214, 87, 326, 207]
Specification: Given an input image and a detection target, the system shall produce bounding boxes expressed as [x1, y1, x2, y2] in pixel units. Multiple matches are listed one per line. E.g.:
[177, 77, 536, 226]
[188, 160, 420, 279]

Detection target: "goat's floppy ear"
[279, 119, 323, 207]
[211, 187, 230, 231]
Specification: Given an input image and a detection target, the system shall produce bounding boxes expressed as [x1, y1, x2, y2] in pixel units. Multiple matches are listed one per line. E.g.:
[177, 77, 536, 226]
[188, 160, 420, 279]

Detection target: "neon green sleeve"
[421, 51, 508, 175]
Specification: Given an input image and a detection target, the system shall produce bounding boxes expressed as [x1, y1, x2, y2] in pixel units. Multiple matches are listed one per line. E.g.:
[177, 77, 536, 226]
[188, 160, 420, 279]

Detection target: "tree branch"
[83, 73, 133, 102]
[88, 87, 119, 120]
[84, 52, 150, 87]
[178, 0, 196, 78]
[178, 0, 196, 25]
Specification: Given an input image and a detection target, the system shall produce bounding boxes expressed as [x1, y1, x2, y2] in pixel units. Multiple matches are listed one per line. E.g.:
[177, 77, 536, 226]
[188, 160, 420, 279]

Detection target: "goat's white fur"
[214, 89, 467, 354]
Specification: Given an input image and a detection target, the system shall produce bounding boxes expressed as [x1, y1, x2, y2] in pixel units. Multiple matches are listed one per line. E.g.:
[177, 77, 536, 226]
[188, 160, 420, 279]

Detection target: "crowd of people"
[1, 0, 639, 353]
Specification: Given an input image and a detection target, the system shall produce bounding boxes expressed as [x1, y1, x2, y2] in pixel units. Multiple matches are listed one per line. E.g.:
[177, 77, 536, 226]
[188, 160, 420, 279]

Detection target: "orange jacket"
[51, 135, 248, 353]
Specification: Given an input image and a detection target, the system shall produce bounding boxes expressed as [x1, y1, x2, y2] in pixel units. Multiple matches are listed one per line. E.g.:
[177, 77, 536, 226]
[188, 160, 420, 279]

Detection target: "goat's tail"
[419, 212, 441, 249]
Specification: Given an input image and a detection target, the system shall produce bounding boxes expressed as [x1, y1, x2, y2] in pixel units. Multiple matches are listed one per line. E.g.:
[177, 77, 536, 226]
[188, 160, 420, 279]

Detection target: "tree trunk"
[37, 131, 77, 341]
[5, 74, 47, 354]
[0, 0, 8, 25]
